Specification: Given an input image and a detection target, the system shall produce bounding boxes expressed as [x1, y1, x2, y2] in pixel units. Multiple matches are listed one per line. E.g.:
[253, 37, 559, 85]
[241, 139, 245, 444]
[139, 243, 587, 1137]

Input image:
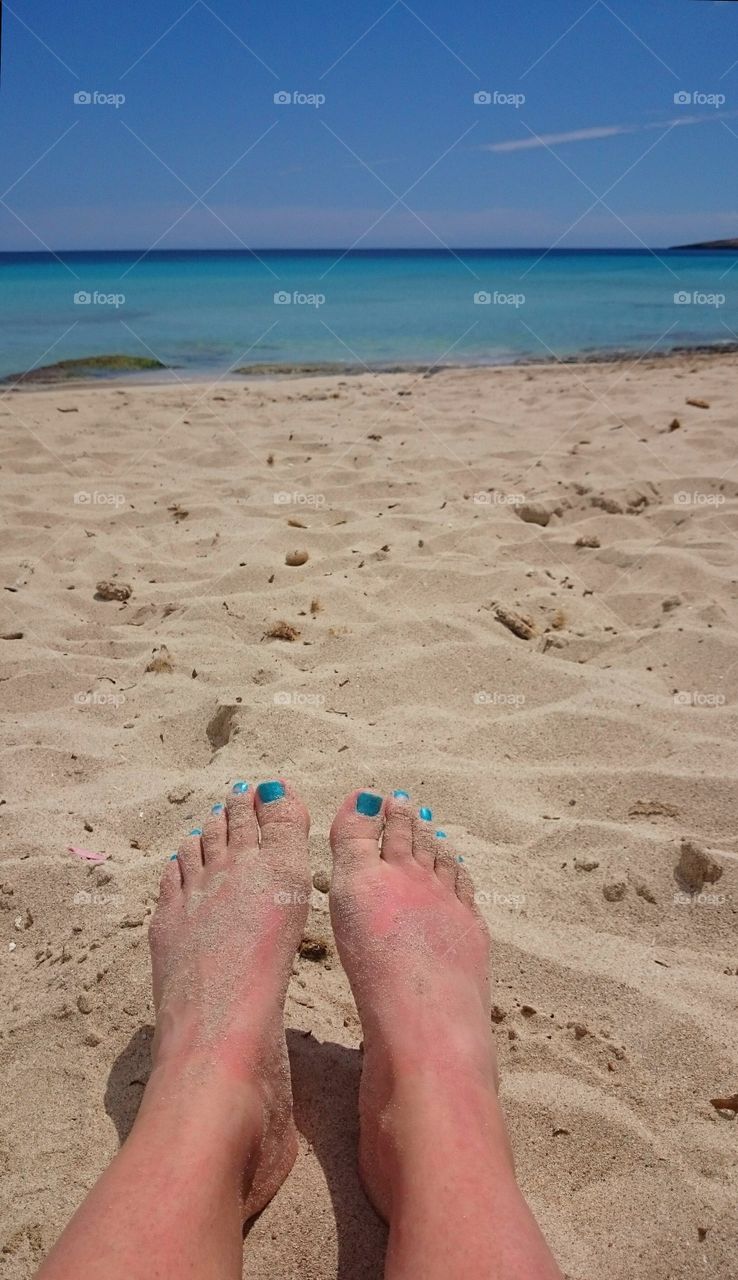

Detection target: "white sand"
[1, 355, 737, 1278]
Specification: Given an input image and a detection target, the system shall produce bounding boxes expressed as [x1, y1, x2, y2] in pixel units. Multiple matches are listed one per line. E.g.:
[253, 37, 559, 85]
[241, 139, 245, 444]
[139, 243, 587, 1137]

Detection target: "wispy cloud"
[483, 112, 738, 154]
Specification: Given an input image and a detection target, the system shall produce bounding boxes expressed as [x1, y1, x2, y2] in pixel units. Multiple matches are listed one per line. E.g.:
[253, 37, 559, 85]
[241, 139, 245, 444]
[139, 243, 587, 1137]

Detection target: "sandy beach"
[1, 353, 737, 1279]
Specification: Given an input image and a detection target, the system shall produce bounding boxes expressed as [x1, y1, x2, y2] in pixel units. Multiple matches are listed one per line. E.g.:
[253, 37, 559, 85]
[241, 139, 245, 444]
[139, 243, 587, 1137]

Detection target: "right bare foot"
[329, 790, 500, 1218]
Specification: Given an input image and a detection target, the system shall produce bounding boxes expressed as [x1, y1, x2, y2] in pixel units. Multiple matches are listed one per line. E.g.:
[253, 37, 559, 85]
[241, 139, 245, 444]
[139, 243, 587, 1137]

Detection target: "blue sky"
[0, 0, 736, 249]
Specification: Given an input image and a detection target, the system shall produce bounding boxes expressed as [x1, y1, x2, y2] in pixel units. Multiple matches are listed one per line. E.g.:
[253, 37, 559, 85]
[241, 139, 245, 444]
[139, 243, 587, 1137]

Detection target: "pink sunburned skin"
[67, 845, 109, 863]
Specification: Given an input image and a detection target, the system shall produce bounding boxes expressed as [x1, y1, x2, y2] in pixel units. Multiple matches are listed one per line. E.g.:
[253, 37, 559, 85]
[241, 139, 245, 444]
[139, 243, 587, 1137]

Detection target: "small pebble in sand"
[285, 549, 309, 566]
[95, 581, 132, 602]
[146, 645, 174, 673]
[575, 535, 600, 549]
[84, 1031, 102, 1046]
[603, 881, 627, 902]
[574, 858, 599, 872]
[76, 994, 93, 1014]
[709, 1093, 738, 1114]
[667, 417, 681, 431]
[630, 876, 657, 904]
[516, 502, 551, 527]
[677, 839, 723, 893]
[265, 621, 301, 641]
[494, 606, 535, 641]
[662, 596, 681, 612]
[686, 397, 710, 410]
[287, 518, 307, 528]
[312, 869, 331, 894]
[299, 934, 330, 961]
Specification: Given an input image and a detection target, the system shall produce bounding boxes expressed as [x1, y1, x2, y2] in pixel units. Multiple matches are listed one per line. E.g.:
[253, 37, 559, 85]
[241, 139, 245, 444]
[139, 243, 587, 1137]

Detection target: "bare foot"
[145, 779, 310, 1219]
[329, 790, 498, 1219]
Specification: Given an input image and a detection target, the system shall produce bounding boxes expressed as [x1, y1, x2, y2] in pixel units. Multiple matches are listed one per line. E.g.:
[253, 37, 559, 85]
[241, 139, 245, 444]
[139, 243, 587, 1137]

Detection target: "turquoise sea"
[0, 248, 736, 379]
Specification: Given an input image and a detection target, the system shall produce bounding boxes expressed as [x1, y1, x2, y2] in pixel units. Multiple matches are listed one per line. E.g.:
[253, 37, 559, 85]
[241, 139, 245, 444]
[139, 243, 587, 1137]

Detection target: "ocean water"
[0, 248, 736, 380]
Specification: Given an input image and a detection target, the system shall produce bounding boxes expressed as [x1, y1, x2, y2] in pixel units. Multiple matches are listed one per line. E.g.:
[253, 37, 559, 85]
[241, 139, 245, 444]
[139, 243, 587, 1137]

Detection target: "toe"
[434, 834, 457, 889]
[225, 781, 259, 852]
[156, 855, 183, 905]
[201, 800, 229, 864]
[455, 858, 479, 911]
[381, 794, 414, 864]
[330, 789, 385, 868]
[255, 779, 310, 861]
[412, 805, 437, 870]
[177, 829, 204, 879]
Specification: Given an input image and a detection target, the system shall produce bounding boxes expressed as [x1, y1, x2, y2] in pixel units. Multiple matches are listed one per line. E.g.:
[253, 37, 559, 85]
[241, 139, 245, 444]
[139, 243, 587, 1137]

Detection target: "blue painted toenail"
[393, 789, 410, 799]
[356, 792, 382, 816]
[211, 803, 224, 814]
[419, 806, 432, 821]
[169, 852, 178, 860]
[436, 830, 447, 839]
[258, 781, 285, 803]
[189, 827, 202, 836]
[456, 855, 465, 863]
[231, 781, 249, 794]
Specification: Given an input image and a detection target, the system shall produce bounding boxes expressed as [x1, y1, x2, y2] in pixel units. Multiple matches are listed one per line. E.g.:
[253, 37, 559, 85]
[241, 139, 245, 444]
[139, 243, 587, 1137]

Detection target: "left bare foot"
[144, 779, 310, 1219]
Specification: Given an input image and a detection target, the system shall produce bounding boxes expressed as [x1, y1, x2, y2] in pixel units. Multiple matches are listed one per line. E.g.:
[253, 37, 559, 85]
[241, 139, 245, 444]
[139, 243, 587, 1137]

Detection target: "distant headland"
[671, 239, 738, 250]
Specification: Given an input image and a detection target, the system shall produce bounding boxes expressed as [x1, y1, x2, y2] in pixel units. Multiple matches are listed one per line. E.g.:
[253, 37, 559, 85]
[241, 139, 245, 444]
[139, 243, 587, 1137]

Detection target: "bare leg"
[35, 780, 311, 1280]
[330, 790, 563, 1280]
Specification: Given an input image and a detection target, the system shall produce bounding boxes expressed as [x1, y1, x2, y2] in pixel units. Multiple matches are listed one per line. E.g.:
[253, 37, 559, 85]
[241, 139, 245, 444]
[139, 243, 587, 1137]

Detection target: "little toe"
[381, 793, 414, 864]
[330, 789, 385, 869]
[225, 781, 259, 852]
[201, 800, 229, 864]
[156, 855, 183, 907]
[177, 829, 204, 879]
[412, 805, 437, 870]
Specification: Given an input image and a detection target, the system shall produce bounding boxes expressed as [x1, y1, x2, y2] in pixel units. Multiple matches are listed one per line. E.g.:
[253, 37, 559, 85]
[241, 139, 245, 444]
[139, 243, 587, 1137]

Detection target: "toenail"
[419, 806, 432, 821]
[231, 781, 249, 794]
[169, 852, 178, 860]
[257, 781, 285, 803]
[189, 827, 203, 836]
[436, 830, 447, 838]
[456, 854, 465, 863]
[393, 789, 410, 800]
[211, 803, 224, 814]
[356, 791, 382, 816]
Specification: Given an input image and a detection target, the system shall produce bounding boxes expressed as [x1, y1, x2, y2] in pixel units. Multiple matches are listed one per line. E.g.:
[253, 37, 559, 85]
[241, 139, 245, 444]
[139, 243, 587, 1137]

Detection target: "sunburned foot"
[145, 779, 310, 1219]
[329, 790, 498, 1219]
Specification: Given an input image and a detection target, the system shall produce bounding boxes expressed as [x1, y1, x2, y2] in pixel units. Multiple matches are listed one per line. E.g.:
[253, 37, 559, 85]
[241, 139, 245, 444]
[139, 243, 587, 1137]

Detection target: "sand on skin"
[1, 354, 737, 1279]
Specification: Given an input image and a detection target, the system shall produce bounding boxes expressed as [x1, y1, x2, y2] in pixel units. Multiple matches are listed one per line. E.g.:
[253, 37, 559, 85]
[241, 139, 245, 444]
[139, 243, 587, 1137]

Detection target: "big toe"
[330, 789, 386, 870]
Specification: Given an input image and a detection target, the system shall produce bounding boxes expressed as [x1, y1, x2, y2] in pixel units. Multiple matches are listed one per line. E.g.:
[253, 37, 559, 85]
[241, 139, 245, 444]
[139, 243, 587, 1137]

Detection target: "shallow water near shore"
[1, 247, 737, 381]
